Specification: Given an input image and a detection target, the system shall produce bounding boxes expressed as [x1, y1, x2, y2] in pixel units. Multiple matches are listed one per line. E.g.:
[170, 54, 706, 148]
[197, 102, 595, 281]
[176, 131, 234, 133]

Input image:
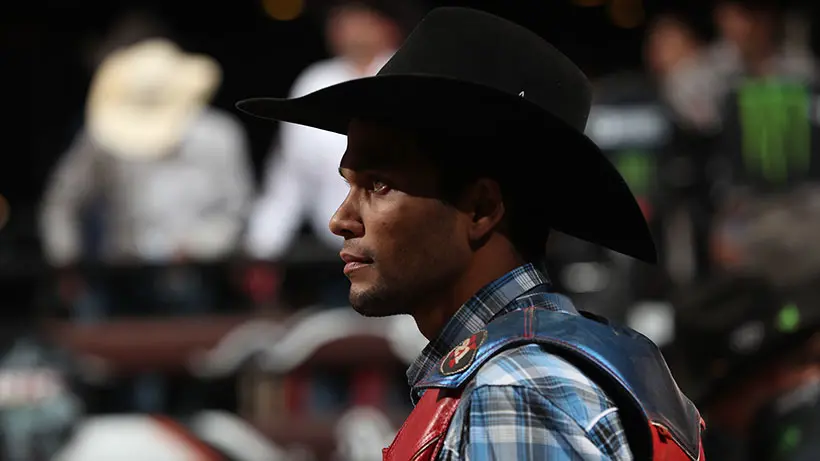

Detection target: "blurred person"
[673, 276, 820, 461]
[41, 38, 252, 307]
[243, 0, 413, 419]
[645, 2, 818, 134]
[39, 39, 253, 413]
[239, 7, 705, 461]
[642, 16, 725, 283]
[701, 0, 818, 133]
[244, 0, 408, 307]
[644, 13, 724, 133]
[711, 0, 817, 83]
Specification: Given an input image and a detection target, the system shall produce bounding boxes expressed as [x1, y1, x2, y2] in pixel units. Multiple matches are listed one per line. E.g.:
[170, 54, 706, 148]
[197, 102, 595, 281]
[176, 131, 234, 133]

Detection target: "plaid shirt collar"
[406, 263, 553, 392]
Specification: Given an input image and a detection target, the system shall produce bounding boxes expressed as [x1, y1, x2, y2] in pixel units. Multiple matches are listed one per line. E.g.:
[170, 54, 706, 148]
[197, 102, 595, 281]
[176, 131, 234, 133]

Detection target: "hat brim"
[237, 74, 657, 263]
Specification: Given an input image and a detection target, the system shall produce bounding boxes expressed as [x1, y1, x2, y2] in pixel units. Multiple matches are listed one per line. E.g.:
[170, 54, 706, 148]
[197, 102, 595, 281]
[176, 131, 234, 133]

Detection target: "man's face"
[327, 6, 396, 63]
[645, 17, 698, 77]
[330, 120, 474, 317]
[714, 4, 772, 56]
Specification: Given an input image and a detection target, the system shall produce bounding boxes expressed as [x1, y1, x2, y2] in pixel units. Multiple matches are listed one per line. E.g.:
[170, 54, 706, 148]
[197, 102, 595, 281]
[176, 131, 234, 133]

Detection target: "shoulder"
[441, 345, 632, 460]
[186, 108, 247, 149]
[470, 344, 618, 428]
[195, 107, 244, 131]
[192, 107, 244, 135]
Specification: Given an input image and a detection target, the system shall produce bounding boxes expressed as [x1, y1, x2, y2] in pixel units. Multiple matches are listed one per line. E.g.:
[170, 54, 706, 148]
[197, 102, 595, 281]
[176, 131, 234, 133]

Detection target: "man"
[644, 13, 724, 134]
[243, 0, 410, 313]
[239, 7, 704, 460]
[41, 38, 252, 271]
[244, 0, 411, 416]
[41, 39, 252, 414]
[244, 0, 405, 267]
[711, 0, 817, 84]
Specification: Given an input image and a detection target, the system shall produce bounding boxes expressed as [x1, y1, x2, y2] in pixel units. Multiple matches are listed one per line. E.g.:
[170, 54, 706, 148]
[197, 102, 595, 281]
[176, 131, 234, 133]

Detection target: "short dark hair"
[414, 128, 549, 263]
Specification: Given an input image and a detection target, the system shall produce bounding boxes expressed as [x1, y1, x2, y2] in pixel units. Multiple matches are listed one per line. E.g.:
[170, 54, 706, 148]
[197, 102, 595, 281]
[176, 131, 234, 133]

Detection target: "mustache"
[342, 244, 374, 261]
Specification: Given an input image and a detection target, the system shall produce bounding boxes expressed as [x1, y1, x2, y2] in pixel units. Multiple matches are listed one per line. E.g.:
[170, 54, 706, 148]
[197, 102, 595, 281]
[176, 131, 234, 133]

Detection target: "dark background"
[1, 0, 730, 208]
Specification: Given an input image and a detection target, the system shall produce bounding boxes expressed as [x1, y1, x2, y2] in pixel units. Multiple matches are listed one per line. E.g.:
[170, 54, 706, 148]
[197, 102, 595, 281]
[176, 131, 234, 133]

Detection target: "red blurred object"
[243, 263, 281, 304]
[352, 368, 387, 408]
[284, 371, 309, 415]
[57, 270, 86, 304]
[636, 196, 653, 221]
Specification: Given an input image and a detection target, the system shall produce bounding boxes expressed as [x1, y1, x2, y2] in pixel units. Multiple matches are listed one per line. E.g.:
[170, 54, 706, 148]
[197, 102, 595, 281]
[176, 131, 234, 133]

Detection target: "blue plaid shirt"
[406, 264, 633, 460]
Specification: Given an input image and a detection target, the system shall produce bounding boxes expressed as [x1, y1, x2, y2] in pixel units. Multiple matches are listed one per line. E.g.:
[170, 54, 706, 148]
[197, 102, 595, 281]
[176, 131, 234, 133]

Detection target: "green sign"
[737, 81, 812, 184]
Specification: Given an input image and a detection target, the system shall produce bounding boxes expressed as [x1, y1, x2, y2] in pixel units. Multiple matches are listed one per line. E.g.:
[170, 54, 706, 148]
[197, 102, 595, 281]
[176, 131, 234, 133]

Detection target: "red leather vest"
[382, 389, 460, 461]
[383, 307, 707, 461]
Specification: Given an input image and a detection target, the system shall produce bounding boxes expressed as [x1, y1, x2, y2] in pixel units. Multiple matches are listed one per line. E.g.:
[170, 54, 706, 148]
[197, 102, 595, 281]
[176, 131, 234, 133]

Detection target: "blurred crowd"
[2, 0, 820, 459]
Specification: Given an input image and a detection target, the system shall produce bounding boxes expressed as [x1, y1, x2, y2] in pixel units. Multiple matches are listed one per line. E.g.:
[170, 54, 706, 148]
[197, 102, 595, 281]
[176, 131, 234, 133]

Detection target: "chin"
[349, 301, 393, 318]
[350, 304, 392, 318]
[349, 286, 405, 318]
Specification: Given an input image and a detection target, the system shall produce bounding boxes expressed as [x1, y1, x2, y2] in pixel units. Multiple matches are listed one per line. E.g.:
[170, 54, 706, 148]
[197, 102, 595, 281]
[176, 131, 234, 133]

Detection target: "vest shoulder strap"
[414, 305, 703, 461]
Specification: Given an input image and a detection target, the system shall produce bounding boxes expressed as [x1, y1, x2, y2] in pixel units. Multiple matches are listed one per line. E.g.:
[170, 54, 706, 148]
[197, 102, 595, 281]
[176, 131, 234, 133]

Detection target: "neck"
[739, 39, 778, 76]
[346, 50, 384, 76]
[412, 240, 523, 340]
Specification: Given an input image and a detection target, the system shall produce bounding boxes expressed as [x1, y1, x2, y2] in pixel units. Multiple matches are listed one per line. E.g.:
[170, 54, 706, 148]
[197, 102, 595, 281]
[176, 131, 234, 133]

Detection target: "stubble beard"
[348, 275, 416, 317]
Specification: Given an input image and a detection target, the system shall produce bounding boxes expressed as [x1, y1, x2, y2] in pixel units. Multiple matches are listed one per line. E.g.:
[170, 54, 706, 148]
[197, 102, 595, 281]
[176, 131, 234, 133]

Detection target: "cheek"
[364, 199, 464, 265]
[366, 203, 426, 253]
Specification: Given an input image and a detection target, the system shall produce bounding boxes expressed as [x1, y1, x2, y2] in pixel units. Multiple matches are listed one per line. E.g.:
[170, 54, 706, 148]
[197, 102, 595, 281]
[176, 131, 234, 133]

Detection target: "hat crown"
[377, 7, 593, 132]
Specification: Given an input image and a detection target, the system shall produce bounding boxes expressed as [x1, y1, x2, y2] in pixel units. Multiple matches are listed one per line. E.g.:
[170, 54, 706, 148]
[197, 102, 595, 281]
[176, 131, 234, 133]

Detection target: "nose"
[329, 194, 364, 239]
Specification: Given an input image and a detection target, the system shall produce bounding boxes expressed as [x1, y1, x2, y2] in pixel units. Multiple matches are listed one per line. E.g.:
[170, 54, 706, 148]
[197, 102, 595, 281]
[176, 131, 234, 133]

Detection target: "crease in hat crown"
[372, 7, 593, 132]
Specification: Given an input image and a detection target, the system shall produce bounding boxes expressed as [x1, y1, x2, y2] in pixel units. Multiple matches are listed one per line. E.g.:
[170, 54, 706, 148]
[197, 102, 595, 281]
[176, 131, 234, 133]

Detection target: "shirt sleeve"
[243, 67, 325, 260]
[181, 113, 254, 260]
[243, 125, 311, 260]
[39, 131, 100, 266]
[448, 385, 633, 461]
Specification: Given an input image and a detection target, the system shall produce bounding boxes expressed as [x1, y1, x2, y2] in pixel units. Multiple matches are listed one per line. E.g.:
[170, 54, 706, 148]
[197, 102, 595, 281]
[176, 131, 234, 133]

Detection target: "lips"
[340, 251, 373, 275]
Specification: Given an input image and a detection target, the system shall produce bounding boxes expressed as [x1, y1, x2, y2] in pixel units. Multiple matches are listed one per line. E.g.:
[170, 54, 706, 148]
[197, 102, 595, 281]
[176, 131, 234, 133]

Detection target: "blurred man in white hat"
[42, 39, 252, 270]
[39, 38, 253, 413]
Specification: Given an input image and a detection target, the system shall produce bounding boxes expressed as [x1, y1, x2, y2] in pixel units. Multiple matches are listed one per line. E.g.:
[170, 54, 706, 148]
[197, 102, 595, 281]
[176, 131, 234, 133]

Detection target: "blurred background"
[2, 0, 820, 459]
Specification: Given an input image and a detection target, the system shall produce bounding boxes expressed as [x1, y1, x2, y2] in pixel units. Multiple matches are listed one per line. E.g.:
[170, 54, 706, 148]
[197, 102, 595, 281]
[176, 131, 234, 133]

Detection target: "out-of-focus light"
[0, 195, 9, 231]
[626, 301, 675, 348]
[263, 0, 304, 21]
[610, 0, 645, 29]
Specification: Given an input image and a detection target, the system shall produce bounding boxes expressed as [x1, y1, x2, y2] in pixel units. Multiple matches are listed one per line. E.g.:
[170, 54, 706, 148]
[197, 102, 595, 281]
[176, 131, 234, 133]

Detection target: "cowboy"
[40, 38, 253, 414]
[239, 7, 705, 461]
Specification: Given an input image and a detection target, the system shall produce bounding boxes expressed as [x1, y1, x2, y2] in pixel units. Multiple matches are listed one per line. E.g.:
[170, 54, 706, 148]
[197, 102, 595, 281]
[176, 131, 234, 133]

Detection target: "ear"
[463, 178, 506, 244]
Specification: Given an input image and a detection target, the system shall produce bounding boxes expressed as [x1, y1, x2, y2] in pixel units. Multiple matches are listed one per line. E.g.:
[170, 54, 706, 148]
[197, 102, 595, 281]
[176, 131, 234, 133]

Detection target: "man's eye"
[372, 180, 391, 194]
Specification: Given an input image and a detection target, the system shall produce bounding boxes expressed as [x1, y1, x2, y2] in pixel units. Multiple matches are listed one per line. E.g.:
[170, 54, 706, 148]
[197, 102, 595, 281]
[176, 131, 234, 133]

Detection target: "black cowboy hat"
[237, 7, 656, 263]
